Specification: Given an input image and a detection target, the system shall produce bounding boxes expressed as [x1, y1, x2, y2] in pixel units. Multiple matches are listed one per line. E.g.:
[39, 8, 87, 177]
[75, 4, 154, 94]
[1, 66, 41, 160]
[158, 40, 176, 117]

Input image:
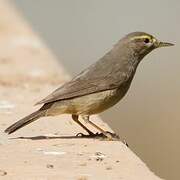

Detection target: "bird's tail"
[4, 110, 45, 134]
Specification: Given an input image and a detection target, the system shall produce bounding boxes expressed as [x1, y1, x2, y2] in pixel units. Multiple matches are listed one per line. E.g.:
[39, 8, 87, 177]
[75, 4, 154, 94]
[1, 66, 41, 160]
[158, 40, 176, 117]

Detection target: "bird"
[4, 32, 174, 140]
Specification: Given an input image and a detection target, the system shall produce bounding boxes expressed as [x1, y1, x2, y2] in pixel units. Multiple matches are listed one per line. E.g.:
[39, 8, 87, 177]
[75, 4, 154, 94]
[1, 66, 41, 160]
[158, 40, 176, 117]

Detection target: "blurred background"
[12, 0, 180, 179]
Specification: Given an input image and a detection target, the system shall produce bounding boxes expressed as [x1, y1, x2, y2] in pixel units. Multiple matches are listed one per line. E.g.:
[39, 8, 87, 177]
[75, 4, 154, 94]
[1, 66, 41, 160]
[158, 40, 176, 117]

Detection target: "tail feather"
[4, 110, 45, 134]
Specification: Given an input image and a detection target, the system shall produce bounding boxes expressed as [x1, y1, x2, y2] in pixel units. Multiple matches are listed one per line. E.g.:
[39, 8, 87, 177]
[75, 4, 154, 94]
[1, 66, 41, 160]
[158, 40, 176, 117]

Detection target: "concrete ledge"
[0, 1, 162, 179]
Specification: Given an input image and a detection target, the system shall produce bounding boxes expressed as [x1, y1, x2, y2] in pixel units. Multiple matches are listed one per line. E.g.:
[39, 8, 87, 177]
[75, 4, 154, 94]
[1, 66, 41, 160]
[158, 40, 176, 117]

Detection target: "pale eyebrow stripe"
[130, 35, 152, 41]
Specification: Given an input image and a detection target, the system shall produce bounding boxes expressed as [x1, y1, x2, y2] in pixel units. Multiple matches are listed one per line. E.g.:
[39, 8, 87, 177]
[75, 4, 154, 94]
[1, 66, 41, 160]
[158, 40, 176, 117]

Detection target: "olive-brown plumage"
[5, 32, 174, 139]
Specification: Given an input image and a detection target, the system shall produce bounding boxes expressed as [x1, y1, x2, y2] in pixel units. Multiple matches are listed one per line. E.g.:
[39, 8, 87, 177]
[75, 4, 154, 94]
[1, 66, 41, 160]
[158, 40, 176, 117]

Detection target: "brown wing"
[36, 45, 136, 105]
[35, 76, 123, 105]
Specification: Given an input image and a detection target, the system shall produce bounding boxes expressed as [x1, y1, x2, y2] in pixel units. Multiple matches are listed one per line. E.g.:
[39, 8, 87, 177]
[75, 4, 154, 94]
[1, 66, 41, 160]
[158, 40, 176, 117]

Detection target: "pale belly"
[47, 86, 129, 116]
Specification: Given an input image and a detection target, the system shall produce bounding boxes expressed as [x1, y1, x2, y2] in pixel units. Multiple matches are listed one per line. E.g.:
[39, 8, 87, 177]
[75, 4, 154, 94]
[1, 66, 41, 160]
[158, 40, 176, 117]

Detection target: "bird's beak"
[157, 41, 174, 48]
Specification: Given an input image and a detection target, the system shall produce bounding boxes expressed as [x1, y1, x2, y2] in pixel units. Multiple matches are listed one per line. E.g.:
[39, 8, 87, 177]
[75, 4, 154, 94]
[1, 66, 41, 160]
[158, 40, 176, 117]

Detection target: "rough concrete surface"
[0, 1, 163, 180]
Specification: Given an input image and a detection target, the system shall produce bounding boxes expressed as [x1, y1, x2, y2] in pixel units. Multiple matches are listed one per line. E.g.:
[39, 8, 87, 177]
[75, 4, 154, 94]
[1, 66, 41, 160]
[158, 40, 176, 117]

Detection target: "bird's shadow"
[9, 133, 107, 140]
[9, 133, 128, 145]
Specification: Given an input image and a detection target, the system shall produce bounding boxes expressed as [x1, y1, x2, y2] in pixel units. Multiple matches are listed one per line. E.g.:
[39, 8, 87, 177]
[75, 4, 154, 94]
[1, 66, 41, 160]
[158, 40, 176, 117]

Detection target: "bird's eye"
[144, 38, 150, 44]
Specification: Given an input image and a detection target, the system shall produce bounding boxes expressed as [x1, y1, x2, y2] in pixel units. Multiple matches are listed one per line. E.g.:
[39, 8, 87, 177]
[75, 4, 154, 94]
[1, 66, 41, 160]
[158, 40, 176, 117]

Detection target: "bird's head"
[121, 32, 174, 59]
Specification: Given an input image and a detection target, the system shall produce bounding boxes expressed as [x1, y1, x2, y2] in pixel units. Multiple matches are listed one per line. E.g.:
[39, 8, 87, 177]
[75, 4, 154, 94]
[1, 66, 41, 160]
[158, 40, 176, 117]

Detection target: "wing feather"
[35, 76, 122, 105]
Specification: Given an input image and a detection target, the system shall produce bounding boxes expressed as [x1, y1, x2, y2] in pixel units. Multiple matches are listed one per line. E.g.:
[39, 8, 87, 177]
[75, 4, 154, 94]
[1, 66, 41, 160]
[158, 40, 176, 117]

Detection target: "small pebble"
[92, 152, 106, 162]
[96, 157, 103, 161]
[0, 170, 7, 176]
[46, 164, 54, 169]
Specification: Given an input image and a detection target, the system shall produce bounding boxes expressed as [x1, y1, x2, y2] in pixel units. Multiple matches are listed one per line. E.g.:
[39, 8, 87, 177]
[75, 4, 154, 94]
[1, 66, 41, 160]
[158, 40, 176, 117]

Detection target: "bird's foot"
[76, 132, 97, 138]
[99, 131, 120, 141]
[75, 131, 128, 146]
[98, 132, 129, 146]
[102, 132, 129, 146]
[76, 131, 120, 140]
[75, 132, 109, 138]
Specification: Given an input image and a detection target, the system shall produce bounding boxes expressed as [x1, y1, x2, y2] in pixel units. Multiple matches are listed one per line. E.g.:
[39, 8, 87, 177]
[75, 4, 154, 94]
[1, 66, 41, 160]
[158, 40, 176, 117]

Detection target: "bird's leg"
[82, 115, 119, 140]
[72, 114, 95, 136]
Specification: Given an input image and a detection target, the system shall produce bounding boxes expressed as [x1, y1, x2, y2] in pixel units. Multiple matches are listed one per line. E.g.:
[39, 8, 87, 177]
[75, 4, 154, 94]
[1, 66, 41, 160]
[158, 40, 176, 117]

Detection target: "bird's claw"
[101, 131, 120, 141]
[76, 132, 87, 137]
[75, 132, 106, 138]
[75, 132, 96, 137]
[75, 132, 128, 145]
